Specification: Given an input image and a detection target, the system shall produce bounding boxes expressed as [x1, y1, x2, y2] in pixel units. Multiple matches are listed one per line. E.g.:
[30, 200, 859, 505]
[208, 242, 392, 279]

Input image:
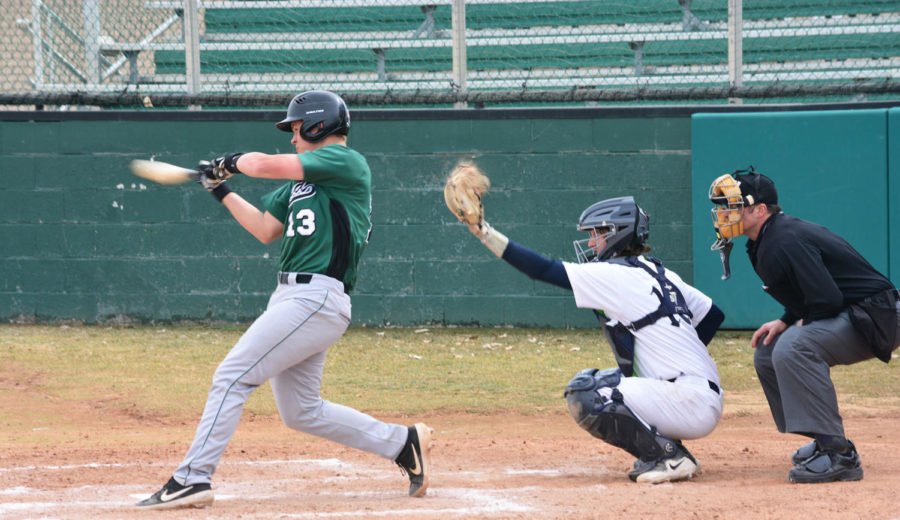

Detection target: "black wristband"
[223, 152, 245, 174]
[211, 182, 233, 203]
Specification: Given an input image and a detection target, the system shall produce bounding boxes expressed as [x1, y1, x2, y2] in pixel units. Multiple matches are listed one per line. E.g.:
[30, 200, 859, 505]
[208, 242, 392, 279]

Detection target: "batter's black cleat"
[135, 476, 214, 509]
[630, 441, 701, 484]
[791, 440, 820, 465]
[788, 445, 863, 484]
[394, 423, 434, 497]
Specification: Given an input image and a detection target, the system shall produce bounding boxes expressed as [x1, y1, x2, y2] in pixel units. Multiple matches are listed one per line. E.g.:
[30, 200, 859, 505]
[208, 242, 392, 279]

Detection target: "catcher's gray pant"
[753, 303, 900, 438]
[174, 274, 408, 486]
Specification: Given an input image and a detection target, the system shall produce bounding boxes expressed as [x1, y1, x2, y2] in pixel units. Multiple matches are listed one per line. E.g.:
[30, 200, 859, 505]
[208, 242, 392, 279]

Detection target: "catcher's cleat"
[788, 446, 863, 484]
[791, 440, 821, 465]
[631, 442, 701, 484]
[135, 477, 214, 510]
[628, 458, 657, 481]
[395, 423, 434, 497]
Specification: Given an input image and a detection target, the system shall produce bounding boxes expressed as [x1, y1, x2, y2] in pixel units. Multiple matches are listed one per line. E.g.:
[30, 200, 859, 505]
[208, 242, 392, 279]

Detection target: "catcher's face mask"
[574, 227, 615, 263]
[709, 173, 746, 240]
[708, 170, 758, 281]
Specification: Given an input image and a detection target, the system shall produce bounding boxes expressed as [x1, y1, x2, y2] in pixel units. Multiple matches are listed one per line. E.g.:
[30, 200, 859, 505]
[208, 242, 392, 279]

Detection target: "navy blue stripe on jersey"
[502, 240, 572, 290]
[695, 303, 724, 346]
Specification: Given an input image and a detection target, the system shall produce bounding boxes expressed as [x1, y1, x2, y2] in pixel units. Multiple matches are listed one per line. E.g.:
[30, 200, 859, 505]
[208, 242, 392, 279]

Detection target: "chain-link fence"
[3, 0, 899, 109]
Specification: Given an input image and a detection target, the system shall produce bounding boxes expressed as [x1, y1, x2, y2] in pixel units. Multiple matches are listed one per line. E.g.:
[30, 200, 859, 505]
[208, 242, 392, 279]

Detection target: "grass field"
[3, 324, 900, 519]
[2, 324, 899, 422]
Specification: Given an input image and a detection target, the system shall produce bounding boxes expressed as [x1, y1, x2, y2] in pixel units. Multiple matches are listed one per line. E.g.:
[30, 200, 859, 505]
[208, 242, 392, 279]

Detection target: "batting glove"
[211, 152, 245, 180]
[196, 160, 233, 202]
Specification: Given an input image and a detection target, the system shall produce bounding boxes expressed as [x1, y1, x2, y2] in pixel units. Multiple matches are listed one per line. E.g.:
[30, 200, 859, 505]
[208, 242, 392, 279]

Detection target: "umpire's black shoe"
[791, 440, 820, 465]
[394, 423, 434, 497]
[135, 476, 214, 509]
[788, 446, 863, 484]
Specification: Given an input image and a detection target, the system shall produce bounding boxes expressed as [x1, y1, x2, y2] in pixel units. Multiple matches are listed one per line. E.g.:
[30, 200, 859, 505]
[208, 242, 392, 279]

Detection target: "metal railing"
[3, 0, 899, 108]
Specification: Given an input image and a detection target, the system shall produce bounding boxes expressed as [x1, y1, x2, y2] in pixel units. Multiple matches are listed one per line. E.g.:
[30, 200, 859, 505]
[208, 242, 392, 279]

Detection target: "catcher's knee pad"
[564, 368, 676, 461]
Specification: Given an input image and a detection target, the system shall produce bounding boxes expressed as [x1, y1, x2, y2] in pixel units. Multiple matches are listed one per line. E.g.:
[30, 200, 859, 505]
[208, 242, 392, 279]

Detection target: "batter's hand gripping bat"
[129, 159, 200, 185]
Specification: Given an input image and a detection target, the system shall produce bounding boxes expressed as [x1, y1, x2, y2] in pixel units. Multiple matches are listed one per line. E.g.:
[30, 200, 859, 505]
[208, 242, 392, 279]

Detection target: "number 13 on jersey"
[286, 208, 316, 237]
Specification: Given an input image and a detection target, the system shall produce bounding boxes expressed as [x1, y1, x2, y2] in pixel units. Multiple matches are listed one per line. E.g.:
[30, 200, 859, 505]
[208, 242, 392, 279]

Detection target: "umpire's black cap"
[735, 169, 778, 206]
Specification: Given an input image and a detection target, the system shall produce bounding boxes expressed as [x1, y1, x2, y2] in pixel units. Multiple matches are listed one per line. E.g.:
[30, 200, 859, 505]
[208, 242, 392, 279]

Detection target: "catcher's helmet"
[276, 90, 350, 142]
[573, 196, 649, 263]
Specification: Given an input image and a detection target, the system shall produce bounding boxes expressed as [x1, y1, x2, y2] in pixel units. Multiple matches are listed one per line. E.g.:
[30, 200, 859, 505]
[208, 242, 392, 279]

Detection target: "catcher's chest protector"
[593, 256, 694, 377]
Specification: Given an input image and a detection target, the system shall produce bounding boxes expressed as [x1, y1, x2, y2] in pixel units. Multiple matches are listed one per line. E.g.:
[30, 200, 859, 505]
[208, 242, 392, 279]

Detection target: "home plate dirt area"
[2, 412, 900, 520]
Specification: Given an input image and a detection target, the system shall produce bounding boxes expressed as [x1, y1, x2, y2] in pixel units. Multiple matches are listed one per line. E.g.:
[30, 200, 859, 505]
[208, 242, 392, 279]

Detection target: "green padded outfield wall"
[0, 108, 694, 327]
[691, 109, 893, 329]
[891, 108, 900, 288]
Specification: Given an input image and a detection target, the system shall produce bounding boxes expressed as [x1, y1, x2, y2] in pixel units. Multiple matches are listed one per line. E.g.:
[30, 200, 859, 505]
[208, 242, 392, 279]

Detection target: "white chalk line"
[1, 458, 609, 475]
[0, 457, 591, 518]
[277, 488, 535, 518]
[506, 468, 562, 475]
[0, 457, 355, 474]
[2, 486, 541, 518]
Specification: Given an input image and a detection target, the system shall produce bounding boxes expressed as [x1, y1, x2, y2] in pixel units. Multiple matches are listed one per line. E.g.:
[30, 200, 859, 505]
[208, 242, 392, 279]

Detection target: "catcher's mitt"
[444, 161, 490, 227]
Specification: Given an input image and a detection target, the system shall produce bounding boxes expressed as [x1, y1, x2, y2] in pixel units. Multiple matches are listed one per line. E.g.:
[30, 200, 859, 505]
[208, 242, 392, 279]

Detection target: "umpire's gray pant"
[753, 303, 900, 437]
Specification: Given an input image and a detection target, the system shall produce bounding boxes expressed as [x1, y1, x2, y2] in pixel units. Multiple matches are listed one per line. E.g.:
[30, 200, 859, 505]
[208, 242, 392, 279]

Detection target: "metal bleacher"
[28, 0, 900, 100]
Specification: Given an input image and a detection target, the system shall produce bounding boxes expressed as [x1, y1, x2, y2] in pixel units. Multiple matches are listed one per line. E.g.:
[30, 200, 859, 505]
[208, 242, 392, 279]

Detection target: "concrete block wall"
[11, 104, 886, 326]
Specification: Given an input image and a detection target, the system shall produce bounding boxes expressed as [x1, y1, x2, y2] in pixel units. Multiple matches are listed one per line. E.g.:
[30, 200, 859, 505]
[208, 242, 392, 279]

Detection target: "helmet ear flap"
[304, 121, 326, 139]
[633, 206, 649, 248]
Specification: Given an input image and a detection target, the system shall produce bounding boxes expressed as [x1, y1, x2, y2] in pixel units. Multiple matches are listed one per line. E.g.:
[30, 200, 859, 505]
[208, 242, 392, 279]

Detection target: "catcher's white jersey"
[563, 256, 719, 385]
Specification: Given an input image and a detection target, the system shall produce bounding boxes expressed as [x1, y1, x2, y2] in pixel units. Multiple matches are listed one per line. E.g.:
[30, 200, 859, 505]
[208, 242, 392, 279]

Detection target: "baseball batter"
[452, 191, 725, 483]
[136, 90, 433, 510]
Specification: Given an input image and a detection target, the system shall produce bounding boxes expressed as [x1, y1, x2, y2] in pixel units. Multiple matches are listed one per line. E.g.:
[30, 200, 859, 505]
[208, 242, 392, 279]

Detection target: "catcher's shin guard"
[564, 368, 676, 461]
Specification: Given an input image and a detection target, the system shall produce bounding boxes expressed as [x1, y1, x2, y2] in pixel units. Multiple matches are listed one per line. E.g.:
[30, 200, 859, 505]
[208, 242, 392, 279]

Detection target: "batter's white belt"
[277, 272, 349, 295]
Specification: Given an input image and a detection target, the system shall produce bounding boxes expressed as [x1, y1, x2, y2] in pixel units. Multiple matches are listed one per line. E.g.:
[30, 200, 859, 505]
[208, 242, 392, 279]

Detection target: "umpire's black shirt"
[746, 212, 894, 325]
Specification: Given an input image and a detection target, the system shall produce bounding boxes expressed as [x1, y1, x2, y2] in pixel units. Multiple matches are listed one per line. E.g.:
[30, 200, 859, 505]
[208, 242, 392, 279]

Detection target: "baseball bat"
[129, 159, 199, 185]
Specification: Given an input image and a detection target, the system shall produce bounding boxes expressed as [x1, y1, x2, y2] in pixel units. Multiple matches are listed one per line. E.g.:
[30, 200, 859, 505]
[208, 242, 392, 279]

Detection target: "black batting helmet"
[275, 90, 350, 142]
[573, 196, 650, 262]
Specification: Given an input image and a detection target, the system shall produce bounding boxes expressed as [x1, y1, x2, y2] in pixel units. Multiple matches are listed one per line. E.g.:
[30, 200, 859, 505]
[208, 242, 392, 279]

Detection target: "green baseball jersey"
[262, 144, 372, 290]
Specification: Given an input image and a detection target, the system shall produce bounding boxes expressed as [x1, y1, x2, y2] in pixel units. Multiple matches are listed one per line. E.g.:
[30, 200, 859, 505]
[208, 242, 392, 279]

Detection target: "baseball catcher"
[445, 165, 726, 483]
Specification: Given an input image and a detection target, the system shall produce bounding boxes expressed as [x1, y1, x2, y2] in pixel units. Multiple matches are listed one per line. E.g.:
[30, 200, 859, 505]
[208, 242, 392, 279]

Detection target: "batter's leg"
[271, 350, 407, 459]
[174, 288, 347, 485]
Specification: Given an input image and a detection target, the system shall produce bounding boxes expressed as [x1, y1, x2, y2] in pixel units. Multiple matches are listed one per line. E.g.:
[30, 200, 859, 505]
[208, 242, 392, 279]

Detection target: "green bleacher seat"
[145, 0, 899, 100]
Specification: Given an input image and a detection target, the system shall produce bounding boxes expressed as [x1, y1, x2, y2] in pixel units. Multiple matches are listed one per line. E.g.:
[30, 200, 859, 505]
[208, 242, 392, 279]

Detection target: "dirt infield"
[3, 385, 900, 520]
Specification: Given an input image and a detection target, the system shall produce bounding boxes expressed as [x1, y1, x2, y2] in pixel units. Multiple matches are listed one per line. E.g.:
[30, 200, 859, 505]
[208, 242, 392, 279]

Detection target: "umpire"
[708, 168, 900, 483]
